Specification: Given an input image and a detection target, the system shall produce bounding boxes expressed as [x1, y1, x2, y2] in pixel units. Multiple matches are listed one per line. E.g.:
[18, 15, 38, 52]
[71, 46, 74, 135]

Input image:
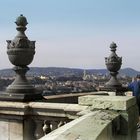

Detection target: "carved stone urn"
[105, 42, 123, 92]
[0, 15, 42, 101]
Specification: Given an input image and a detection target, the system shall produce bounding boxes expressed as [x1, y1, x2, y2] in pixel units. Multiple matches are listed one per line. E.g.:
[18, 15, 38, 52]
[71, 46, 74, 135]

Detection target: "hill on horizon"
[0, 67, 139, 77]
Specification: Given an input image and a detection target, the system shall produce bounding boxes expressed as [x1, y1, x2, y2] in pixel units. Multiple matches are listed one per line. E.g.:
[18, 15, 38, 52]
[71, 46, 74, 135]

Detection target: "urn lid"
[7, 14, 35, 49]
[15, 14, 28, 26]
[110, 42, 117, 52]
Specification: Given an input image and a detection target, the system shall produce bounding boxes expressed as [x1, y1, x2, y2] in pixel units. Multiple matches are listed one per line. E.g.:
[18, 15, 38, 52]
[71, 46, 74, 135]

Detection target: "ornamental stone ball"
[15, 14, 28, 26]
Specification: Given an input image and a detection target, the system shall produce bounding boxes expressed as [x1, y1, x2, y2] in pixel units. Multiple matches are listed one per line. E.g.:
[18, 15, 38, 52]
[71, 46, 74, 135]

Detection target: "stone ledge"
[78, 95, 136, 110]
[0, 101, 88, 119]
[29, 102, 88, 119]
[0, 101, 29, 116]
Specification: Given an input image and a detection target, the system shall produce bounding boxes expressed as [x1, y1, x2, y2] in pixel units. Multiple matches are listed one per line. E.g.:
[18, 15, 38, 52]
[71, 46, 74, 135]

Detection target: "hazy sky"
[0, 0, 140, 70]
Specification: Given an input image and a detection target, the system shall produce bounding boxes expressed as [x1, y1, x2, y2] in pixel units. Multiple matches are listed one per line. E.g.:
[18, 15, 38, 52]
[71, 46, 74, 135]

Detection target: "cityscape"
[0, 66, 135, 95]
[0, 0, 140, 140]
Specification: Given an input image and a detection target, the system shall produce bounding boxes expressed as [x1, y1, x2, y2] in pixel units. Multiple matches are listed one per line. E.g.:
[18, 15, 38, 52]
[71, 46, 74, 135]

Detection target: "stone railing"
[40, 95, 138, 140]
[0, 94, 138, 140]
[0, 100, 87, 140]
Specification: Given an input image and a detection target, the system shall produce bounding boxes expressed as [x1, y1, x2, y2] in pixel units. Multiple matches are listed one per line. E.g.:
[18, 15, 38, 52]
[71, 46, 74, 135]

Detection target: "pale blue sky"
[0, 0, 140, 70]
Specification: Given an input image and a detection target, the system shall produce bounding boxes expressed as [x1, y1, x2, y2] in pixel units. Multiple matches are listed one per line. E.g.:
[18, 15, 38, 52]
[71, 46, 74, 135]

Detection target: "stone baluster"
[34, 120, 44, 139]
[58, 121, 65, 128]
[43, 120, 52, 135]
[51, 121, 60, 130]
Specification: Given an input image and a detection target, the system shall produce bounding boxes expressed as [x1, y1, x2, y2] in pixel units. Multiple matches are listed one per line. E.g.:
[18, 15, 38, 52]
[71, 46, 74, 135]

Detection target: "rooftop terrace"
[0, 15, 139, 140]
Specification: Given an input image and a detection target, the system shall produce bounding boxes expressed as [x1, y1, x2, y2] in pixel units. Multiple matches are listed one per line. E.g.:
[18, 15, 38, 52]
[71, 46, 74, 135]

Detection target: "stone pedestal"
[79, 95, 138, 140]
[0, 119, 24, 140]
[0, 101, 35, 140]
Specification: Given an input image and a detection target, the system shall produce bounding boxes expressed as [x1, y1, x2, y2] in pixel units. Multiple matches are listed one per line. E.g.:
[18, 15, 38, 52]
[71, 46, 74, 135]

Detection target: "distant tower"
[83, 70, 87, 80]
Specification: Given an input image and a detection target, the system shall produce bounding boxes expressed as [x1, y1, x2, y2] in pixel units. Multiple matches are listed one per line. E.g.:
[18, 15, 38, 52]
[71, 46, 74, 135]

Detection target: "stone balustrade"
[0, 100, 87, 140]
[0, 93, 138, 140]
[40, 95, 138, 140]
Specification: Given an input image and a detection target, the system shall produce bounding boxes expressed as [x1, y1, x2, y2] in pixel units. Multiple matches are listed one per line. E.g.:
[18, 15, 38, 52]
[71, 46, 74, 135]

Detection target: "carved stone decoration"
[105, 42, 123, 93]
[0, 15, 42, 101]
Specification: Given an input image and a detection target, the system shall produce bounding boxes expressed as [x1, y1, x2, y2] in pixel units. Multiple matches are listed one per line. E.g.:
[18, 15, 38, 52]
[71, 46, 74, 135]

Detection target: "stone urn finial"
[0, 15, 42, 101]
[105, 42, 123, 93]
[7, 14, 35, 66]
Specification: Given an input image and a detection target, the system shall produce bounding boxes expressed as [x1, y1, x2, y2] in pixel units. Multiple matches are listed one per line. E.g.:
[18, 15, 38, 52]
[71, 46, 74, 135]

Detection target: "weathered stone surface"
[118, 104, 138, 135]
[0, 95, 137, 140]
[0, 101, 87, 120]
[40, 111, 120, 140]
[9, 120, 23, 140]
[0, 119, 23, 140]
[0, 101, 29, 116]
[0, 101, 88, 140]
[0, 119, 9, 140]
[29, 102, 88, 119]
[79, 95, 136, 110]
